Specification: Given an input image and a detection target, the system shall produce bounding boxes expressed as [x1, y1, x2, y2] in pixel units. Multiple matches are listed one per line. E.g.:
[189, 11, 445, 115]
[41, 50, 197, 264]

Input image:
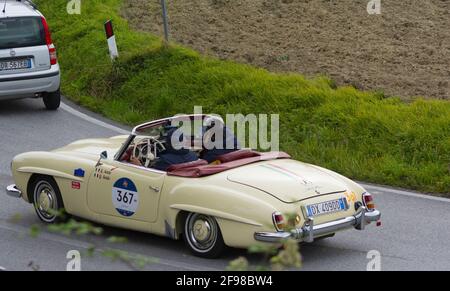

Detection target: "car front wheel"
[184, 213, 225, 258]
[31, 176, 64, 224]
[43, 89, 61, 110]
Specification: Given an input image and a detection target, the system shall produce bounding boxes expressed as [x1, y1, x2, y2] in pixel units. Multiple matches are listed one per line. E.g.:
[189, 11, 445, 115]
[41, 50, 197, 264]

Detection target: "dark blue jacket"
[153, 128, 198, 171]
[153, 149, 198, 171]
[201, 126, 240, 163]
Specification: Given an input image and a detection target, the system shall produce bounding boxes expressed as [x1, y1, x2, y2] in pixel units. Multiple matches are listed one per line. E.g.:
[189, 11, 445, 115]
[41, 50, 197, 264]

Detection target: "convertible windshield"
[135, 116, 205, 137]
[118, 115, 241, 172]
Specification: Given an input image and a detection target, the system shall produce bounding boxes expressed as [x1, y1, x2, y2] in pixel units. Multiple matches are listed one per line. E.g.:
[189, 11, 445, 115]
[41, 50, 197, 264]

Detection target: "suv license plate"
[0, 59, 32, 71]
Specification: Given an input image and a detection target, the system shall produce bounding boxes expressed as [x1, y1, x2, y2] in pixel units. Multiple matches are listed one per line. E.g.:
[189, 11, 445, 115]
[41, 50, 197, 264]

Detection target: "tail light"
[48, 44, 57, 65]
[272, 212, 286, 231]
[41, 17, 58, 65]
[363, 193, 376, 211]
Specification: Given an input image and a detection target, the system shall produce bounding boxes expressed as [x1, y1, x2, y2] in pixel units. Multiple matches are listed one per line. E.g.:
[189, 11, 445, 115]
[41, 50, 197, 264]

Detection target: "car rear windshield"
[0, 17, 45, 50]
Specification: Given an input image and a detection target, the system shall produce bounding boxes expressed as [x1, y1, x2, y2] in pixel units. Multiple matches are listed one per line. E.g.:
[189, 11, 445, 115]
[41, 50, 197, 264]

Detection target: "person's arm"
[129, 156, 143, 167]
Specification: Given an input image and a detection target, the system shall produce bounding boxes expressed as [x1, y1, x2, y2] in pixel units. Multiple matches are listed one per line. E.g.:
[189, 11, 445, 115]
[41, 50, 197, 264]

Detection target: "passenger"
[152, 127, 198, 171]
[201, 116, 240, 164]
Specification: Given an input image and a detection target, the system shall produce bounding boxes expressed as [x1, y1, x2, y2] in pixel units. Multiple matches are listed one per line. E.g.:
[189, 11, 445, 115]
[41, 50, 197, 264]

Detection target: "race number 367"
[112, 178, 139, 217]
[116, 190, 134, 205]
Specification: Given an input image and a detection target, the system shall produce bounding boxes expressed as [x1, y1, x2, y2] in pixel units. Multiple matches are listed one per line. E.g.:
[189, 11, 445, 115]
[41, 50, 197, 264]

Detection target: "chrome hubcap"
[34, 182, 56, 220]
[187, 214, 217, 251]
[193, 219, 211, 242]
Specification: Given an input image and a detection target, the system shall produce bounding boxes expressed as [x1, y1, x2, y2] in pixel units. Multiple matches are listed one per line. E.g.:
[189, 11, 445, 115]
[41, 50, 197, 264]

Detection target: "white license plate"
[306, 198, 347, 217]
[0, 59, 31, 71]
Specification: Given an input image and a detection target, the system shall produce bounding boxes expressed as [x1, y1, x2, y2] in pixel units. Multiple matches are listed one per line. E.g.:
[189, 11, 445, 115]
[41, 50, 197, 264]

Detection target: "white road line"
[60, 103, 129, 135]
[361, 183, 450, 203]
[61, 100, 449, 202]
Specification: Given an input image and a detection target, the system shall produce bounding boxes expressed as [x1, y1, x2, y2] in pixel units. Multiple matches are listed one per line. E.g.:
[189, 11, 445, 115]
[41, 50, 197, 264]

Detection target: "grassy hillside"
[36, 0, 450, 194]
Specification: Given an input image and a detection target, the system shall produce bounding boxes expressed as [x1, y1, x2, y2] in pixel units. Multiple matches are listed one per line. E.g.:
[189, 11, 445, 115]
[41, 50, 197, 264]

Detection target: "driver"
[201, 116, 241, 164]
[152, 127, 198, 171]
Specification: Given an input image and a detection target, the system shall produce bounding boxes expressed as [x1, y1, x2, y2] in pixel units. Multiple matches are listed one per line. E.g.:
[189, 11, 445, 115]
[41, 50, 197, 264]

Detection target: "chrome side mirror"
[96, 151, 108, 167]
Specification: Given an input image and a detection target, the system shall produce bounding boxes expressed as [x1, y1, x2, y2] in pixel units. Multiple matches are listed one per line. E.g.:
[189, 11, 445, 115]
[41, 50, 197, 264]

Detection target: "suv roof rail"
[4, 0, 37, 9]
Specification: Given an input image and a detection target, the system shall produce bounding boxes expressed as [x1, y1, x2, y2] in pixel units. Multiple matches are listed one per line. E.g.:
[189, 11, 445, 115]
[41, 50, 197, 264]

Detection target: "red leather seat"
[168, 151, 292, 178]
[217, 149, 260, 163]
[121, 147, 133, 162]
[167, 159, 208, 172]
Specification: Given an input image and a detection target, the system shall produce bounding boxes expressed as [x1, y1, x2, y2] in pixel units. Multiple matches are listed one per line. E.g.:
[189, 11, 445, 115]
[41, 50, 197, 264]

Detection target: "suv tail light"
[48, 44, 57, 65]
[363, 193, 376, 211]
[41, 17, 57, 65]
[272, 212, 286, 231]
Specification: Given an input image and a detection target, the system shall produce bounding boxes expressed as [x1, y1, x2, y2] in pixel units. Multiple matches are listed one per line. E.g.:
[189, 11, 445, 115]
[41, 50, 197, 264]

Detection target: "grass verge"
[36, 0, 449, 195]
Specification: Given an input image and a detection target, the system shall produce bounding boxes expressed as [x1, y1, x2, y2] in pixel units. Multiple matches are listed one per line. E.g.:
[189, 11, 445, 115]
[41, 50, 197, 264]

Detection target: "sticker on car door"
[112, 178, 139, 217]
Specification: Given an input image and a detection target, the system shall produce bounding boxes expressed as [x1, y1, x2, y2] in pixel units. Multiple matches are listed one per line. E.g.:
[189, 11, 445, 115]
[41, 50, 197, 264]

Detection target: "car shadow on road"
[72, 216, 360, 270]
[92, 220, 269, 269]
[0, 99, 48, 115]
[10, 211, 363, 270]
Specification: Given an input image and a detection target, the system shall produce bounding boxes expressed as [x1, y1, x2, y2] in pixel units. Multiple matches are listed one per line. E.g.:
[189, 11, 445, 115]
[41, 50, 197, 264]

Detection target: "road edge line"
[60, 102, 129, 135]
[360, 183, 450, 203]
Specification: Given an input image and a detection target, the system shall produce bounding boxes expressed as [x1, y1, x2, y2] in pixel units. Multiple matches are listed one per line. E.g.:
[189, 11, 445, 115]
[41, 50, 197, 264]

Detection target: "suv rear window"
[0, 17, 45, 50]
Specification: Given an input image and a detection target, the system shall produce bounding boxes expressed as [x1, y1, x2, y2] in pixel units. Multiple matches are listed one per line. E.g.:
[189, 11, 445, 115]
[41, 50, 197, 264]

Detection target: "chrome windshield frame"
[115, 114, 211, 162]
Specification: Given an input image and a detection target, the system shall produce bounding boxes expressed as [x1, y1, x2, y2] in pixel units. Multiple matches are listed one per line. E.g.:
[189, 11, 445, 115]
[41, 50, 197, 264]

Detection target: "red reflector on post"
[104, 20, 119, 60]
[104, 20, 114, 39]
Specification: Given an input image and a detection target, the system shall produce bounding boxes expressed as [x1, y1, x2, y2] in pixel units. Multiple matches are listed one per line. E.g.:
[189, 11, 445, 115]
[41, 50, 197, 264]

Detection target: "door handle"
[149, 186, 160, 193]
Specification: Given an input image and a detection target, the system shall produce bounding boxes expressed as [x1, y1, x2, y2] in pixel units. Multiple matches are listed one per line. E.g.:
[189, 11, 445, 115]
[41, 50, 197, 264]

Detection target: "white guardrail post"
[104, 20, 119, 60]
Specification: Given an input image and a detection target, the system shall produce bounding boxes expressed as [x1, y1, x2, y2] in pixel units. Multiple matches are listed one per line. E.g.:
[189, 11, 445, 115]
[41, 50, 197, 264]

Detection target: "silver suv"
[0, 0, 61, 110]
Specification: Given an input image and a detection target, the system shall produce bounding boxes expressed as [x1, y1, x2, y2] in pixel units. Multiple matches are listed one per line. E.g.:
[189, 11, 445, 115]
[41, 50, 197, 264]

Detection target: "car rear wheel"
[184, 213, 225, 258]
[43, 89, 61, 110]
[31, 176, 64, 224]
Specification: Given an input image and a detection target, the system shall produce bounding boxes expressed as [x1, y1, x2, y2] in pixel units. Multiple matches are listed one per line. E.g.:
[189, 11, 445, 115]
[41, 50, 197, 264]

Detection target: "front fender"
[11, 152, 95, 216]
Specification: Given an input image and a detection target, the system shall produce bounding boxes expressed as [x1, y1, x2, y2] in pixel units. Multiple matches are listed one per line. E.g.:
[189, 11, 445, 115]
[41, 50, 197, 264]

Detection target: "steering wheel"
[132, 137, 166, 167]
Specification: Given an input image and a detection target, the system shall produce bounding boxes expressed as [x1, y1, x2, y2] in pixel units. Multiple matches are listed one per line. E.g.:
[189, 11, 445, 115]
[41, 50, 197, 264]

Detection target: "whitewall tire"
[184, 213, 225, 258]
[31, 176, 64, 224]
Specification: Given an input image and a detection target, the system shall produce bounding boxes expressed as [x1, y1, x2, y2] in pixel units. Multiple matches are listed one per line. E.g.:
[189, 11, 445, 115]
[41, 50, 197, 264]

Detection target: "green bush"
[37, 0, 450, 194]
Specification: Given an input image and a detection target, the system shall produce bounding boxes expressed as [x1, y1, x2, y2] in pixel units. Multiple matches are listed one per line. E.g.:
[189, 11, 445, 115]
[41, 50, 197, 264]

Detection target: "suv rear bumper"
[0, 64, 60, 99]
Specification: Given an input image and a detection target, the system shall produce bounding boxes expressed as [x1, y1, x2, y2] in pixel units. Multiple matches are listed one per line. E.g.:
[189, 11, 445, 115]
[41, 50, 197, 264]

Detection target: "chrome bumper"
[254, 206, 381, 243]
[6, 184, 22, 198]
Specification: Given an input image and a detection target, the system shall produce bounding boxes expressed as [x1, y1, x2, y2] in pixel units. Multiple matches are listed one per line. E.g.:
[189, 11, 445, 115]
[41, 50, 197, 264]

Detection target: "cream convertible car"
[7, 115, 381, 258]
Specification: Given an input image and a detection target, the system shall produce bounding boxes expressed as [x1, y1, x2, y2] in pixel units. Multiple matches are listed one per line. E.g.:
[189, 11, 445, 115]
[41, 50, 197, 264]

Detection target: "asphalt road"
[0, 98, 449, 271]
